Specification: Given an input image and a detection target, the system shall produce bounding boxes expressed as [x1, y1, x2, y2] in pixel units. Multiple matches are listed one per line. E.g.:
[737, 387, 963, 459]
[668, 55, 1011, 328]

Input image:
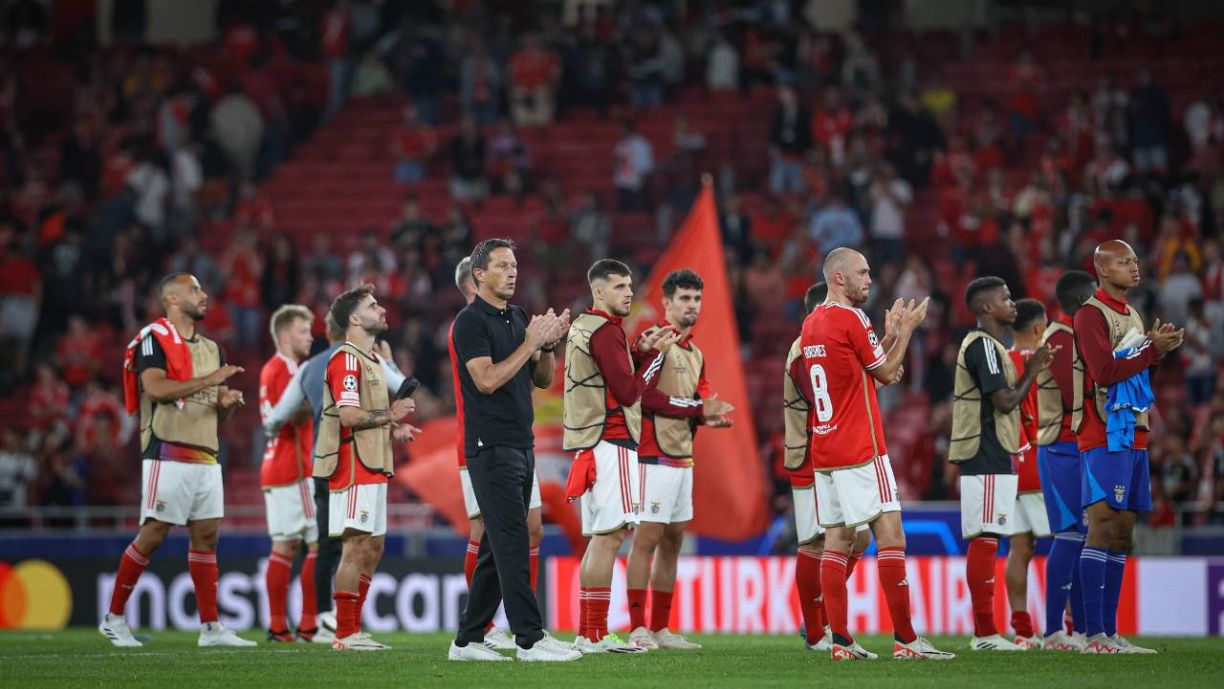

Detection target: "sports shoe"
[830, 640, 878, 661]
[318, 609, 337, 635]
[448, 640, 511, 661]
[1070, 632, 1088, 650]
[629, 626, 660, 649]
[99, 613, 143, 648]
[893, 636, 956, 660]
[1041, 631, 1081, 652]
[573, 633, 647, 654]
[805, 636, 832, 652]
[1013, 635, 1041, 650]
[297, 626, 334, 644]
[267, 628, 295, 643]
[483, 628, 516, 651]
[653, 628, 701, 649]
[517, 635, 582, 662]
[199, 622, 257, 647]
[1081, 633, 1122, 655]
[970, 634, 1026, 651]
[1112, 635, 1157, 654]
[333, 633, 389, 651]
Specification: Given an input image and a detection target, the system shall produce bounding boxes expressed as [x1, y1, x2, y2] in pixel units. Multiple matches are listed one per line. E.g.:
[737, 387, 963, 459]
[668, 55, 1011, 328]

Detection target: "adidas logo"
[984, 578, 995, 585]
[898, 579, 909, 587]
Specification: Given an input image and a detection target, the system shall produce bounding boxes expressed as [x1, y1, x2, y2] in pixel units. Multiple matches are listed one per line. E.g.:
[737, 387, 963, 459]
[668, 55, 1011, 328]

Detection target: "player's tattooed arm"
[338, 407, 391, 429]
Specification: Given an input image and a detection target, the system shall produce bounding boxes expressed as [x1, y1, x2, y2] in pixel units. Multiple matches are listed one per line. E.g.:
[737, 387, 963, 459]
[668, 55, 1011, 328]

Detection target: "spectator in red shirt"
[221, 230, 264, 348]
[29, 363, 69, 433]
[321, 2, 353, 121]
[0, 237, 41, 378]
[56, 315, 102, 388]
[234, 182, 274, 233]
[508, 34, 560, 127]
[391, 105, 437, 186]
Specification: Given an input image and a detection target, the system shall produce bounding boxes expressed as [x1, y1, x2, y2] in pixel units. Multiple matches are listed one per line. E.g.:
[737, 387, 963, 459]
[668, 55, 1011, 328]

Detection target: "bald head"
[1094, 239, 1136, 272]
[822, 248, 872, 306]
[822, 248, 862, 283]
[1093, 239, 1142, 292]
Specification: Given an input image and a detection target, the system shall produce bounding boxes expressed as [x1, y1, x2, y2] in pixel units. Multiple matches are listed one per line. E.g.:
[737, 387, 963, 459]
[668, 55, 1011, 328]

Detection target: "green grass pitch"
[4, 630, 1223, 688]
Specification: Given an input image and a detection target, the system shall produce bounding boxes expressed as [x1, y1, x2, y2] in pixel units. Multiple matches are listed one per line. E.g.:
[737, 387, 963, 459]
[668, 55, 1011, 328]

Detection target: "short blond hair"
[269, 304, 314, 343]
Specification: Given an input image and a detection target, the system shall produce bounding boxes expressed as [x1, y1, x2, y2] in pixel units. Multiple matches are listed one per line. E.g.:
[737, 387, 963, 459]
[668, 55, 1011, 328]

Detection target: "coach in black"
[447, 238, 579, 663]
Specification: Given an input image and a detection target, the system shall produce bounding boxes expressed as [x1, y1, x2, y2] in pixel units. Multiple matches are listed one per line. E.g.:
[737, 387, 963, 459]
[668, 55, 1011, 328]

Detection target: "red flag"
[626, 180, 768, 541]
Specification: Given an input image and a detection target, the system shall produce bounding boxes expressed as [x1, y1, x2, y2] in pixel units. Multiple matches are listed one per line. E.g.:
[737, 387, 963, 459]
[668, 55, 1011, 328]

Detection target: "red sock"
[300, 551, 318, 630]
[588, 586, 611, 639]
[334, 591, 359, 639]
[877, 547, 917, 644]
[188, 550, 219, 624]
[821, 551, 851, 643]
[649, 589, 673, 633]
[265, 551, 293, 633]
[108, 542, 150, 616]
[1011, 611, 1034, 638]
[529, 546, 540, 592]
[577, 588, 590, 640]
[795, 550, 825, 644]
[356, 574, 371, 633]
[967, 537, 999, 637]
[1064, 610, 1074, 635]
[464, 540, 479, 586]
[627, 588, 648, 630]
[846, 549, 864, 579]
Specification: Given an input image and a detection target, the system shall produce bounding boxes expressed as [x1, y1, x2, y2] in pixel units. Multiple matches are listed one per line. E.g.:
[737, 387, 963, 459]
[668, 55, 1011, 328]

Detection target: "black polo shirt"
[452, 295, 537, 456]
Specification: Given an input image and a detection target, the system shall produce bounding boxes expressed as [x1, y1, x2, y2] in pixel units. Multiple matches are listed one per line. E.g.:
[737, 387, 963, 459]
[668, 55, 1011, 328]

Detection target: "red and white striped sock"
[821, 551, 851, 644]
[265, 551, 293, 633]
[577, 588, 590, 640]
[108, 542, 150, 616]
[464, 540, 480, 586]
[188, 550, 219, 624]
[529, 546, 540, 592]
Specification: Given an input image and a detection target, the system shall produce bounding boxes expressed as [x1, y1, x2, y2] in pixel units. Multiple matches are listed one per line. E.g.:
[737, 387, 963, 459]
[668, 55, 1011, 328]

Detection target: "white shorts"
[959, 474, 1019, 539]
[1010, 491, 1051, 538]
[264, 480, 319, 543]
[328, 483, 388, 537]
[814, 455, 901, 528]
[581, 441, 640, 536]
[791, 485, 825, 544]
[141, 459, 224, 526]
[639, 463, 693, 524]
[461, 467, 542, 519]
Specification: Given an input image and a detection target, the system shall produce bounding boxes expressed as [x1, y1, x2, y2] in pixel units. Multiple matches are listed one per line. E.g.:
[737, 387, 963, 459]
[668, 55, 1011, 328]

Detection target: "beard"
[184, 303, 207, 321]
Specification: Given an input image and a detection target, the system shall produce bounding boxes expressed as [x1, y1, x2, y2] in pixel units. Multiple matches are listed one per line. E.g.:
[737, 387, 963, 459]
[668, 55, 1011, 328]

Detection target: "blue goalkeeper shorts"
[1081, 447, 1152, 513]
[1038, 442, 1086, 533]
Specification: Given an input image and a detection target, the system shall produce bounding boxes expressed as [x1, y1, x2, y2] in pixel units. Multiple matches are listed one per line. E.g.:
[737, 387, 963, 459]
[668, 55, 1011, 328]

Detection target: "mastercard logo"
[0, 560, 73, 629]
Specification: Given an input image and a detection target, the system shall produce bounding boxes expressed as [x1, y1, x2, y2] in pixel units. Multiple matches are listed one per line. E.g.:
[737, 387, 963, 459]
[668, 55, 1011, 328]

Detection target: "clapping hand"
[392, 423, 422, 443]
[1147, 318, 1185, 356]
[218, 388, 245, 410]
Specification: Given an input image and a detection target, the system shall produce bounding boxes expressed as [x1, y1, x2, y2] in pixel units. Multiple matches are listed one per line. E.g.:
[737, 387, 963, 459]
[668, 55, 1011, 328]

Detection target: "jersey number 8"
[809, 364, 834, 423]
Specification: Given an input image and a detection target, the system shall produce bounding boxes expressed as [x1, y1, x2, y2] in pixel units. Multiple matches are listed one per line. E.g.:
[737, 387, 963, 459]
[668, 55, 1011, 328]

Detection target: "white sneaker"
[893, 636, 956, 660]
[805, 636, 832, 652]
[573, 633, 647, 654]
[332, 633, 389, 651]
[1013, 635, 1041, 650]
[318, 610, 337, 635]
[1112, 635, 1157, 654]
[970, 634, 1026, 651]
[1070, 632, 1088, 650]
[98, 613, 143, 648]
[483, 628, 516, 651]
[518, 635, 582, 662]
[449, 640, 511, 661]
[303, 627, 335, 644]
[653, 628, 701, 650]
[1041, 631, 1080, 652]
[198, 622, 257, 647]
[1081, 633, 1122, 655]
[830, 640, 878, 660]
[629, 626, 660, 650]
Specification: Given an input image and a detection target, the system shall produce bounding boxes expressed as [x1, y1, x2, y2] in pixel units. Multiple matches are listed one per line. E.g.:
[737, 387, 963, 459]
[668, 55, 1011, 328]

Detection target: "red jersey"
[259, 353, 313, 488]
[800, 302, 889, 470]
[1009, 349, 1042, 493]
[785, 348, 815, 488]
[326, 347, 389, 490]
[448, 320, 466, 469]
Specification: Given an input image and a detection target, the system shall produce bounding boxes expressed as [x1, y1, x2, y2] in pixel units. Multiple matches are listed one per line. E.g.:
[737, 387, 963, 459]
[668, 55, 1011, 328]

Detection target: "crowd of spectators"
[2, 1, 1224, 529]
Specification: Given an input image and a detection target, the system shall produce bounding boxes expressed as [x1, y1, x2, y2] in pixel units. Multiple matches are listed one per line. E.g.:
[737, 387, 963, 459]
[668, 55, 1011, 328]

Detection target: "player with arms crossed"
[1003, 299, 1054, 649]
[259, 305, 323, 642]
[314, 285, 418, 651]
[1074, 240, 1182, 654]
[784, 281, 872, 652]
[1035, 270, 1096, 651]
[949, 277, 1055, 652]
[801, 248, 953, 661]
[449, 257, 546, 650]
[625, 269, 734, 651]
[100, 273, 254, 648]
[563, 259, 676, 653]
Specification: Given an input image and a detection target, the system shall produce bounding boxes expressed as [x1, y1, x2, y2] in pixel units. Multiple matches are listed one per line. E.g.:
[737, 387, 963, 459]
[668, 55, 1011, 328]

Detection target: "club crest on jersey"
[997, 512, 1007, 526]
[156, 500, 167, 512]
[343, 374, 358, 392]
[1114, 485, 1126, 503]
[360, 509, 369, 524]
[651, 501, 661, 514]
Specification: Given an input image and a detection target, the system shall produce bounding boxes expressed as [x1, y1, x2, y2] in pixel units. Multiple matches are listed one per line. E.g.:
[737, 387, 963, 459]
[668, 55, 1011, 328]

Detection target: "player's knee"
[527, 520, 544, 547]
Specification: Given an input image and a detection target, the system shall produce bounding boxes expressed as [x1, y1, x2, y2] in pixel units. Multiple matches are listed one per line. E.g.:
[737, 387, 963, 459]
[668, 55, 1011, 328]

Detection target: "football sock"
[846, 548, 865, 578]
[265, 551, 293, 632]
[108, 542, 150, 616]
[1044, 531, 1082, 636]
[627, 588, 648, 631]
[795, 550, 825, 644]
[877, 547, 917, 644]
[1103, 551, 1127, 637]
[820, 551, 851, 644]
[334, 591, 359, 639]
[1011, 611, 1034, 638]
[1079, 547, 1108, 637]
[588, 587, 611, 640]
[300, 551, 318, 631]
[464, 540, 479, 586]
[577, 588, 590, 640]
[649, 589, 674, 633]
[356, 574, 371, 633]
[188, 550, 219, 624]
[529, 546, 540, 592]
[966, 537, 999, 637]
